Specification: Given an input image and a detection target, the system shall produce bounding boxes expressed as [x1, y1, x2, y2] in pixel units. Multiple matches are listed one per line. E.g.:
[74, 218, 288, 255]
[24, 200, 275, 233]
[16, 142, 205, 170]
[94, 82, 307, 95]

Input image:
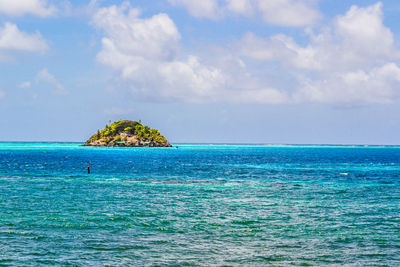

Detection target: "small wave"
[85, 245, 148, 251]
[232, 220, 258, 225]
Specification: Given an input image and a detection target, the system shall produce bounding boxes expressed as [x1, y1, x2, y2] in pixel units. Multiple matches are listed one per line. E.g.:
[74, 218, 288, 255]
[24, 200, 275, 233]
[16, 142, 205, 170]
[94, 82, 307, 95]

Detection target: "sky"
[0, 0, 400, 144]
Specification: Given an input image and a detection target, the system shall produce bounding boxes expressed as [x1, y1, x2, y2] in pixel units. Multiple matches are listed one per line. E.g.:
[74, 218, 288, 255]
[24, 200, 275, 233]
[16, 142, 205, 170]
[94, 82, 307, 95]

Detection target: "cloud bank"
[239, 2, 400, 104]
[92, 3, 287, 103]
[92, 2, 400, 106]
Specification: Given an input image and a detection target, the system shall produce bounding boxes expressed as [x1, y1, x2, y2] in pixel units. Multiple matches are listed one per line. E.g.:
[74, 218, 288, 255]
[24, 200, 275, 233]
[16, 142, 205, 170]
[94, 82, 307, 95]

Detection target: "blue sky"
[0, 0, 400, 144]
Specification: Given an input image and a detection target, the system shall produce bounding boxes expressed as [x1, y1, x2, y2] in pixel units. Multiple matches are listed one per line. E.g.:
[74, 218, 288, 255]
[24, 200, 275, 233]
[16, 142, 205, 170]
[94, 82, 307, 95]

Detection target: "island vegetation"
[83, 120, 171, 147]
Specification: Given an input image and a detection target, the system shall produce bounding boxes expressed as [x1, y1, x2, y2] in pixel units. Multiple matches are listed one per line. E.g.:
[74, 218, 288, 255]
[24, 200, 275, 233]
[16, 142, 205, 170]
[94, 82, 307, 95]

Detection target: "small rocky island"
[83, 120, 172, 147]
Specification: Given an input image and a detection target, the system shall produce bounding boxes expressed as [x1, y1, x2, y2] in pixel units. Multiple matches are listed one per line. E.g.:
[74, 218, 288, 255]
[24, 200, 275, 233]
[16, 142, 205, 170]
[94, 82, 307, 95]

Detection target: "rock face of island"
[83, 120, 172, 147]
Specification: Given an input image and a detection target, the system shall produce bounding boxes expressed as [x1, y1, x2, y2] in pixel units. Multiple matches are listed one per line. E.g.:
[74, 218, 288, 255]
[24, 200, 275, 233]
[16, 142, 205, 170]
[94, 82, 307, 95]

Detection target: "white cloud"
[168, 0, 220, 19]
[239, 32, 321, 70]
[294, 63, 400, 104]
[257, 0, 320, 27]
[0, 22, 48, 52]
[333, 2, 395, 62]
[93, 2, 287, 104]
[239, 2, 400, 105]
[18, 81, 32, 88]
[168, 0, 320, 26]
[242, 2, 398, 70]
[225, 0, 254, 16]
[36, 68, 68, 95]
[0, 89, 5, 99]
[93, 3, 180, 62]
[0, 0, 57, 17]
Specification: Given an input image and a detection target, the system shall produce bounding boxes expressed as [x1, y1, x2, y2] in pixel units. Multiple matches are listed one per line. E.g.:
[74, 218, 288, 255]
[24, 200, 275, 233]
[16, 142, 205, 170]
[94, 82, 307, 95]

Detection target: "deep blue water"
[0, 143, 399, 266]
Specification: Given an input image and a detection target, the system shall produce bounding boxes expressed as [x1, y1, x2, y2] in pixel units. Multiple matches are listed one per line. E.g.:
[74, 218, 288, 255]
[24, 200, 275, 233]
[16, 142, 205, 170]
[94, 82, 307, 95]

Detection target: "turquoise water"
[0, 143, 399, 266]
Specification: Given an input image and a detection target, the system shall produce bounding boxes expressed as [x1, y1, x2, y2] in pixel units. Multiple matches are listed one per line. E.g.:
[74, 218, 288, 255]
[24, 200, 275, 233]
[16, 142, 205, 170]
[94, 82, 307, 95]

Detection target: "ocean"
[0, 143, 399, 266]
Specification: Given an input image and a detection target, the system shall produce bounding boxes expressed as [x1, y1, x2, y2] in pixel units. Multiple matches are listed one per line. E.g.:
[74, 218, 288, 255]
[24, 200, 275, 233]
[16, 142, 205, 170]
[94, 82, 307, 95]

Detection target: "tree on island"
[83, 120, 171, 147]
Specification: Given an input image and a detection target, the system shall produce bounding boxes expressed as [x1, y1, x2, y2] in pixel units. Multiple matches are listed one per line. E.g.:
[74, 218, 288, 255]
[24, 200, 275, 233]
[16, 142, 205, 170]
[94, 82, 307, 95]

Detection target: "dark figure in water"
[87, 165, 90, 174]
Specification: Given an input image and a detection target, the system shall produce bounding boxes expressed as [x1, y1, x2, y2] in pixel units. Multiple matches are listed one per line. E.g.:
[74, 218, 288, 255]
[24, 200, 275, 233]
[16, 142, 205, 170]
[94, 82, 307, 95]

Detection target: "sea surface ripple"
[0, 143, 399, 266]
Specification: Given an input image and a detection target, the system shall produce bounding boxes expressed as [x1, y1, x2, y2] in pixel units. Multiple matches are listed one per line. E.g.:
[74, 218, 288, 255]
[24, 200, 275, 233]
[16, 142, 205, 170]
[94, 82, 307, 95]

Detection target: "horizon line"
[0, 141, 399, 147]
